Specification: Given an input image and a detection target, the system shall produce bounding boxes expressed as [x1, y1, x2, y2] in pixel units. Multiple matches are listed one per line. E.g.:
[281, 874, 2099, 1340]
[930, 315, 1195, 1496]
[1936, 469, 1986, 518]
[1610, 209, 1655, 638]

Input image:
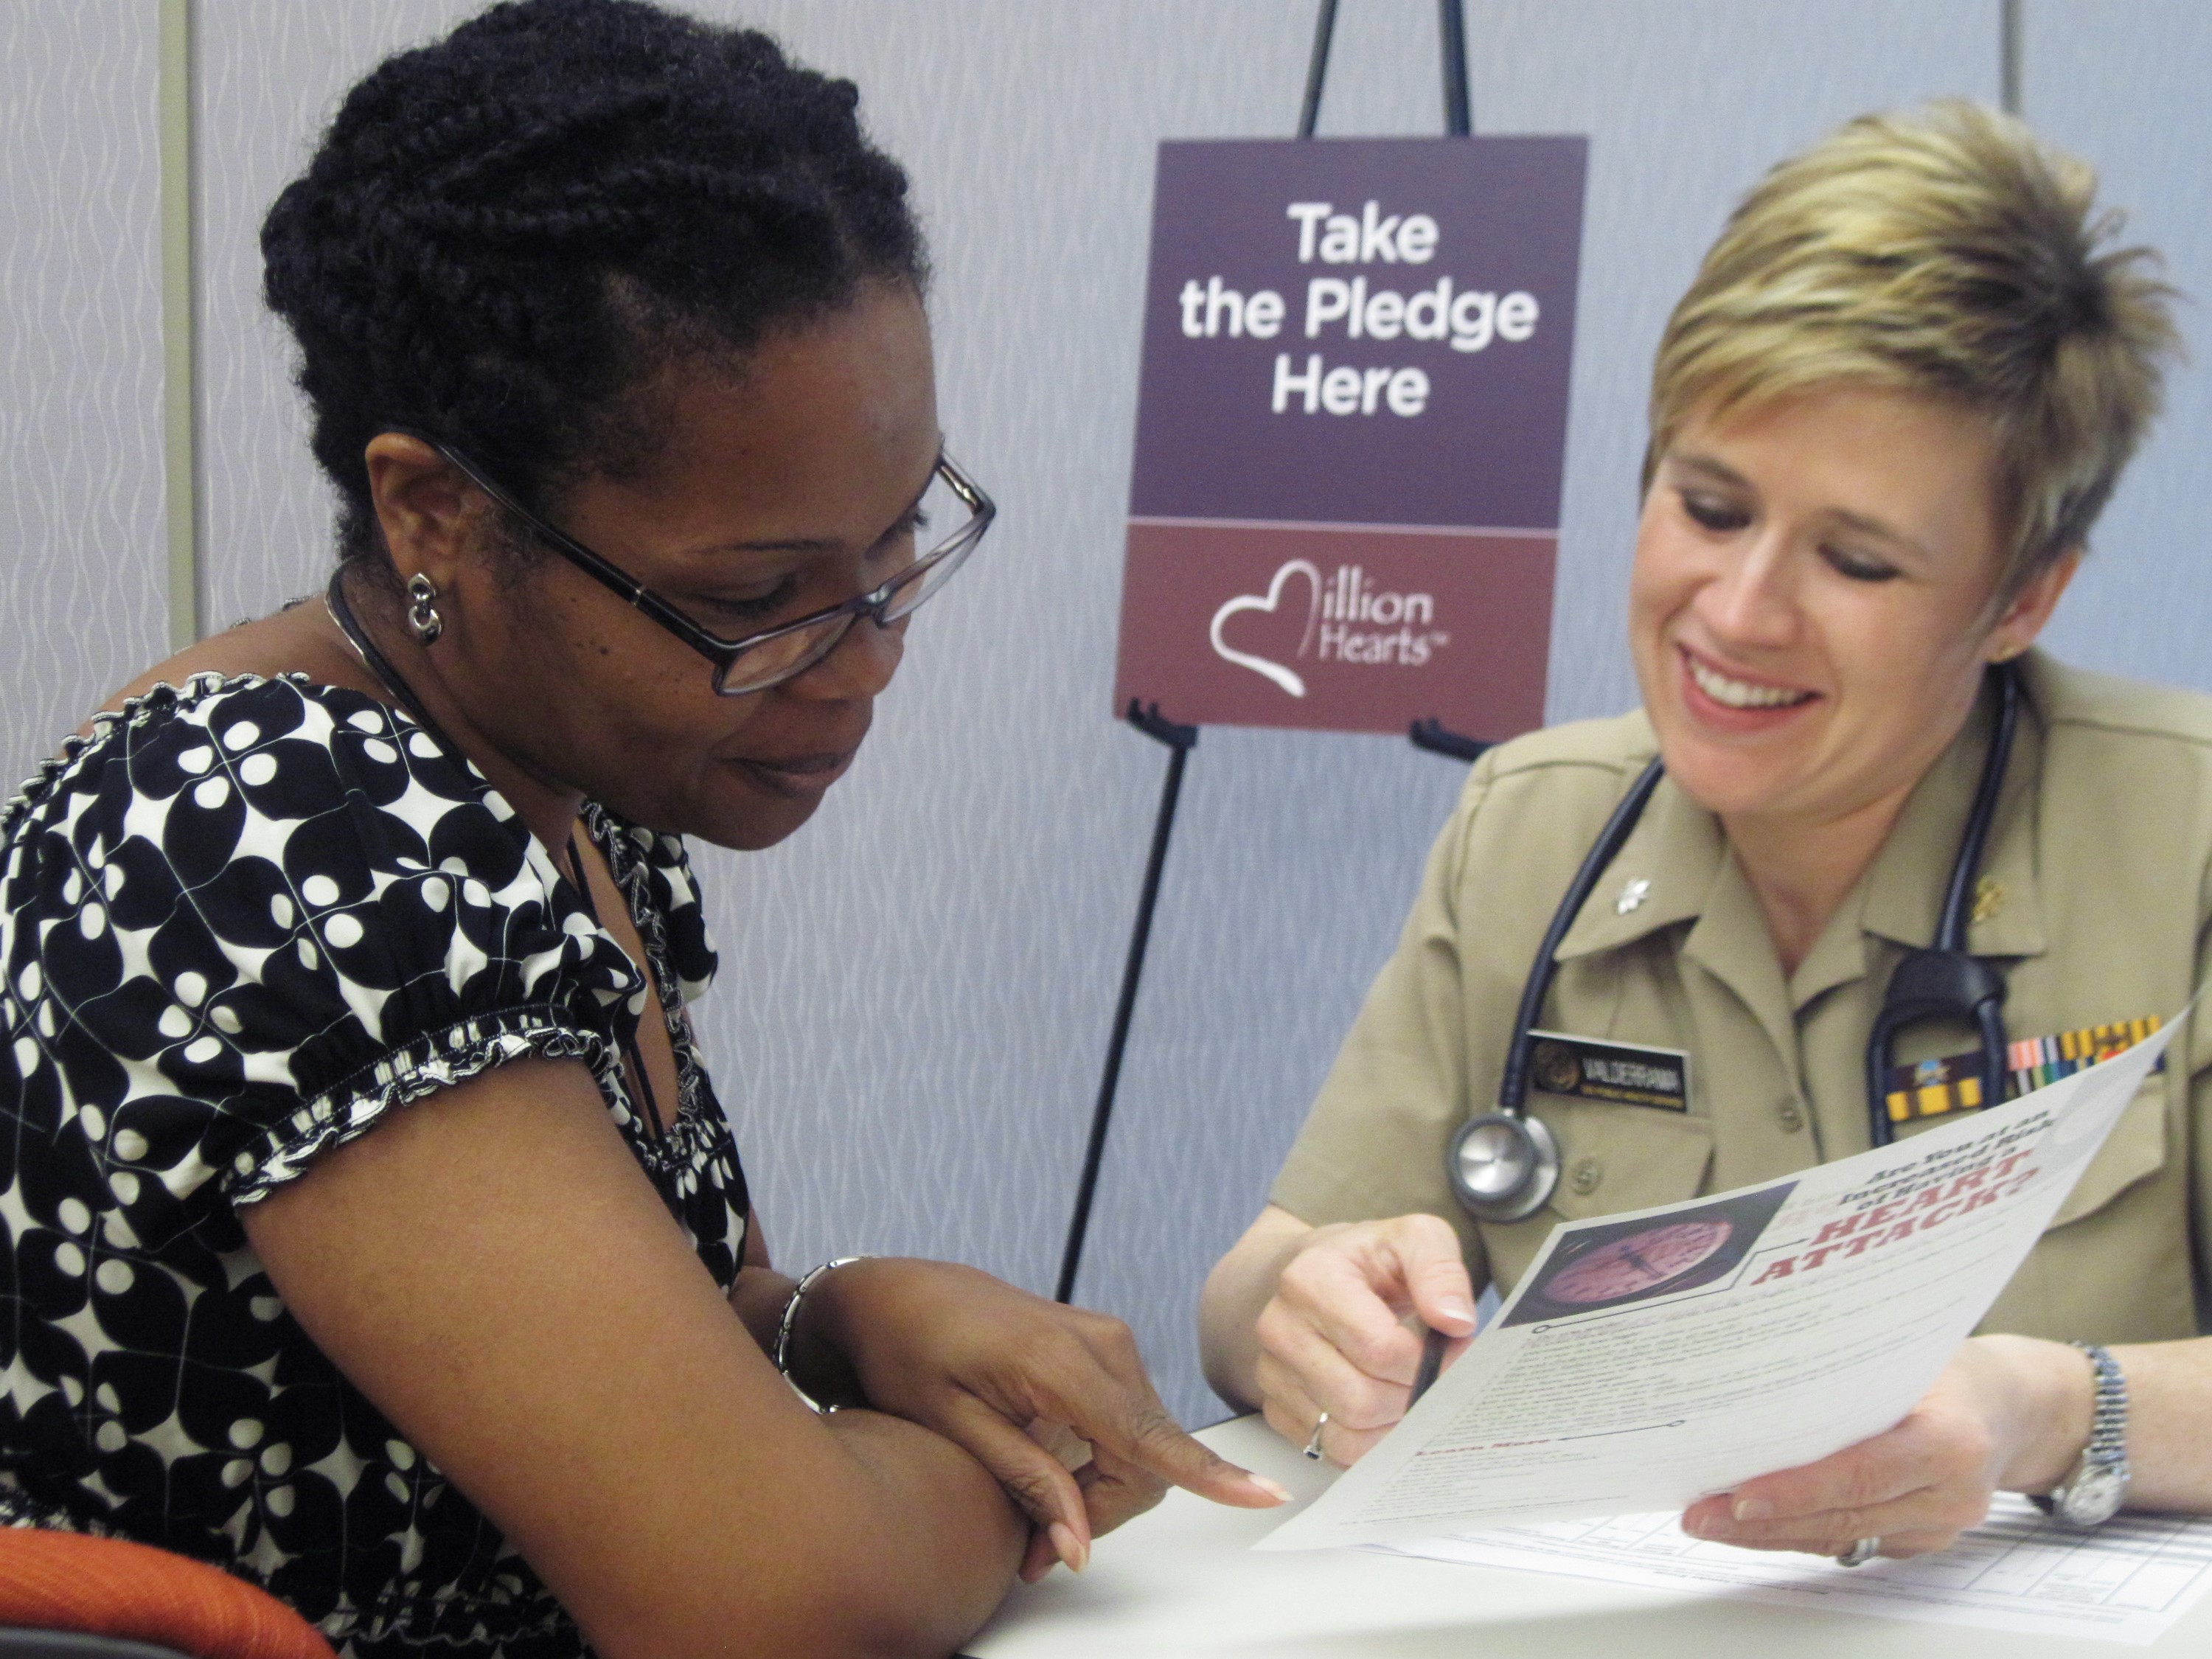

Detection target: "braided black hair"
[262, 0, 926, 559]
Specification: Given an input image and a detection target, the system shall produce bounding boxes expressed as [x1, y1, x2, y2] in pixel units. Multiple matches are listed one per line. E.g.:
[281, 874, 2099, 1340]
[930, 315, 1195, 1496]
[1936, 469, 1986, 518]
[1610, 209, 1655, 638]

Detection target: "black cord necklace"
[324, 563, 444, 740]
[559, 827, 669, 1136]
[323, 563, 670, 1136]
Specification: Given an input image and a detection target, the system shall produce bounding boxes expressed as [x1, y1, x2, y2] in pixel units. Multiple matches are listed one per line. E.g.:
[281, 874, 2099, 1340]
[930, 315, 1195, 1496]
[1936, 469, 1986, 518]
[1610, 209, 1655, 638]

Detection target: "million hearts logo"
[1208, 560, 1449, 698]
[1115, 518, 1554, 737]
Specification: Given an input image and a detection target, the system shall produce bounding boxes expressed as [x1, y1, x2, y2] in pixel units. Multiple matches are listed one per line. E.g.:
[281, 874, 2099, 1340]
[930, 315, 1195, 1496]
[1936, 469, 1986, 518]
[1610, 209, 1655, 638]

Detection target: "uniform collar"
[1551, 662, 2050, 974]
[1552, 768, 1802, 1054]
[1555, 726, 1725, 961]
[1859, 663, 2048, 961]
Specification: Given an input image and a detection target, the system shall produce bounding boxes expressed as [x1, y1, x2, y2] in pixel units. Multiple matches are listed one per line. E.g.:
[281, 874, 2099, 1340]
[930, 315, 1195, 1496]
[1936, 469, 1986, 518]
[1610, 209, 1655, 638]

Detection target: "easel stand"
[1055, 702, 1198, 1303]
[1053, 0, 1489, 1305]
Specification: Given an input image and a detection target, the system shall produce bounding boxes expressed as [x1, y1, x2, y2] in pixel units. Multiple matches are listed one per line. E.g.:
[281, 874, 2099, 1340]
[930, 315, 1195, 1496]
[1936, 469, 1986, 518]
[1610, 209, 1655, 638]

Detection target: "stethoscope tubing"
[1452, 664, 2021, 1222]
[1494, 757, 1667, 1116]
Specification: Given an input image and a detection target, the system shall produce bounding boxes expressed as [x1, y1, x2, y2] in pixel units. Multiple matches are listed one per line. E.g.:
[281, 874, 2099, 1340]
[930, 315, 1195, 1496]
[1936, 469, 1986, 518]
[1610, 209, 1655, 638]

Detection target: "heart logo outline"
[1208, 559, 1323, 698]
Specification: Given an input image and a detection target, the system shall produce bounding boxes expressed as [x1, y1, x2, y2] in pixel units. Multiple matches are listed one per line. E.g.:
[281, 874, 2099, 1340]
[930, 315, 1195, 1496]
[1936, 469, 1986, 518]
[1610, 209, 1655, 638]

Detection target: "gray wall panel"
[2022, 1, 2212, 695]
[0, 3, 167, 787]
[194, 2, 467, 631]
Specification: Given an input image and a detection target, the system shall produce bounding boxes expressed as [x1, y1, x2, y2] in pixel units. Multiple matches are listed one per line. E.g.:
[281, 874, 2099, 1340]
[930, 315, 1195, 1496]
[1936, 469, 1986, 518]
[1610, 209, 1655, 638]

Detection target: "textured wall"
[2023, 2, 2212, 695]
[165, 0, 2199, 1433]
[0, 3, 168, 790]
[194, 1, 469, 630]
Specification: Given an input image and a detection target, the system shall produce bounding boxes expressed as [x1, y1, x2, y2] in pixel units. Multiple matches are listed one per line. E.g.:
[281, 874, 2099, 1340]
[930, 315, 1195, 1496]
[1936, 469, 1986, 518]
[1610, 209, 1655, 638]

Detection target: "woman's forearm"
[246, 1067, 1029, 1659]
[732, 1263, 791, 1352]
[1199, 1207, 1315, 1410]
[818, 1411, 1029, 1651]
[733, 1262, 869, 1411]
[2107, 1338, 2212, 1510]
[1979, 1333, 2212, 1511]
[719, 1265, 1031, 1649]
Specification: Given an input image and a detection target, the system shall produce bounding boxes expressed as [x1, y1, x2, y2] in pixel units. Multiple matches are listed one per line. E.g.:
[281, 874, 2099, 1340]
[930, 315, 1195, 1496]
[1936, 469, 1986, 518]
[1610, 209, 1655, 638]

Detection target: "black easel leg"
[1054, 701, 1200, 1305]
[1439, 0, 1472, 136]
[1409, 717, 1491, 763]
[1298, 0, 1339, 139]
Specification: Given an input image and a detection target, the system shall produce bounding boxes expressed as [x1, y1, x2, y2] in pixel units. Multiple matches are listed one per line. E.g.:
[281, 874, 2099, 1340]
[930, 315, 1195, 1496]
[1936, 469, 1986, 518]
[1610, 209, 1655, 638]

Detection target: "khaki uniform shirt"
[1272, 653, 2212, 1344]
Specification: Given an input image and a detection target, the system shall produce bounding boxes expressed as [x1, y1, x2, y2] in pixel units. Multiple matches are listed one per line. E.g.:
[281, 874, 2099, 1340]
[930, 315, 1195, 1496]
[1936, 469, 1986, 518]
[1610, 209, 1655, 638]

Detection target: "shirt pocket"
[2047, 1068, 2166, 1231]
[1531, 1098, 1715, 1224]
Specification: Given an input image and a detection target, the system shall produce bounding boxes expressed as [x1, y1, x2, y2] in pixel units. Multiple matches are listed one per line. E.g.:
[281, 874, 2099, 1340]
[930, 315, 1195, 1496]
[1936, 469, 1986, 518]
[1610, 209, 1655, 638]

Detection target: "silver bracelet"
[773, 1256, 871, 1414]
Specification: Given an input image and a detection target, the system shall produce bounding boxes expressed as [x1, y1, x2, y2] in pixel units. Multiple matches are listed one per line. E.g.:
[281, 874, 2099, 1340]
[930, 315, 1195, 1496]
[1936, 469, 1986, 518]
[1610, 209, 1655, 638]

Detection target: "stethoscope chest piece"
[1449, 1111, 1560, 1223]
[1447, 756, 1667, 1229]
[1445, 662, 2020, 1226]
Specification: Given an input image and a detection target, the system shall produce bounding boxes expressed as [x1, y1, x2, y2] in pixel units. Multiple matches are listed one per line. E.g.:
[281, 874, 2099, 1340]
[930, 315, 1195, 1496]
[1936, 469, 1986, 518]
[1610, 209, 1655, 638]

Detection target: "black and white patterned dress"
[0, 672, 750, 1656]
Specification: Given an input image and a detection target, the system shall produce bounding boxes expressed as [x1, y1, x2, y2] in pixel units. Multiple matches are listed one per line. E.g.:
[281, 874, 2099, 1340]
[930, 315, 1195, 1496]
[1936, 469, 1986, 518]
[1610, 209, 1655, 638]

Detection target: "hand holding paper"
[1262, 1017, 2177, 1551]
[1251, 1214, 1481, 1467]
[1683, 1335, 2052, 1557]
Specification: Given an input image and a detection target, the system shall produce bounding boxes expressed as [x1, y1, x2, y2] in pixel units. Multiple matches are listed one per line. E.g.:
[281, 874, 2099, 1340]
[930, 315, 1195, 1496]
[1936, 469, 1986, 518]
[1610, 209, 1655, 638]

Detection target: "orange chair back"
[0, 1530, 333, 1659]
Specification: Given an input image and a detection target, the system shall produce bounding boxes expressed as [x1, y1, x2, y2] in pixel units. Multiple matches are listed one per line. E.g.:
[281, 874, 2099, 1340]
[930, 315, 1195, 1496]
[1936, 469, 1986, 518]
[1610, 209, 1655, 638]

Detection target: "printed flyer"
[1263, 1020, 2175, 1548]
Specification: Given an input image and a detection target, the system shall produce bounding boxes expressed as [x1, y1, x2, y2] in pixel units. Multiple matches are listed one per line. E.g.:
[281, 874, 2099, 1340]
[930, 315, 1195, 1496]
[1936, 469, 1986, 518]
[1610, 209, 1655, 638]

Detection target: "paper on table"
[1380, 1496, 2212, 1646]
[1262, 1018, 2177, 1550]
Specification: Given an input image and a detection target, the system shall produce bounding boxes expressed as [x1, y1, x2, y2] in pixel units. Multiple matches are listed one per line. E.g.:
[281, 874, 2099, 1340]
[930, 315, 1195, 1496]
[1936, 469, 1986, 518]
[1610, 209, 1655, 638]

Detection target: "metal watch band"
[2036, 1340, 2130, 1528]
[2076, 1342, 2129, 1464]
[772, 1256, 872, 1415]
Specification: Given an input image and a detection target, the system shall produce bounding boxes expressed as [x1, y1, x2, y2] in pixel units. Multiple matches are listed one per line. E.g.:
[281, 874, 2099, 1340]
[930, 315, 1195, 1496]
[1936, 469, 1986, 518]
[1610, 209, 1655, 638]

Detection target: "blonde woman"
[1202, 102, 2212, 1559]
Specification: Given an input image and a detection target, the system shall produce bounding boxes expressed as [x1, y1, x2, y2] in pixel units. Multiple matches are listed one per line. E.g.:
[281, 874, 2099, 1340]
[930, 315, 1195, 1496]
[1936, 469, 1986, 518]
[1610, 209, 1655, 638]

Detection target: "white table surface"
[962, 1415, 2212, 1658]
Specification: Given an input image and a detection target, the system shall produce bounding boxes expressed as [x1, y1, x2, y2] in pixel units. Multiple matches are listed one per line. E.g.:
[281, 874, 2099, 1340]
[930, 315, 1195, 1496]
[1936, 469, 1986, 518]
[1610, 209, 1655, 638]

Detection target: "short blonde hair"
[1646, 101, 2179, 595]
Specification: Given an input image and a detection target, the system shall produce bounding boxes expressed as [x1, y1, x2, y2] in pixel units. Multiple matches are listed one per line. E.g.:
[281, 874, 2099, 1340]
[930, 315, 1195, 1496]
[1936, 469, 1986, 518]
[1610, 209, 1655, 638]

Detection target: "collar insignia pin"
[1971, 877, 2005, 925]
[1615, 877, 1651, 916]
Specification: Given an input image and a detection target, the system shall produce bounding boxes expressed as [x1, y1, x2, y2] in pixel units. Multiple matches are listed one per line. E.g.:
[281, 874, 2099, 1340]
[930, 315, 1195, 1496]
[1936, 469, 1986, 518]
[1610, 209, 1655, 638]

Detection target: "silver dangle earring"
[405, 574, 444, 644]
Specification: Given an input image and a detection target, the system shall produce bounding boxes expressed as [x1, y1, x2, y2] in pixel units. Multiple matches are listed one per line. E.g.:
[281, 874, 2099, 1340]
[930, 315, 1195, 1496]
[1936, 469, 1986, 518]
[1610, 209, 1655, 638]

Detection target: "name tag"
[1527, 1030, 1691, 1112]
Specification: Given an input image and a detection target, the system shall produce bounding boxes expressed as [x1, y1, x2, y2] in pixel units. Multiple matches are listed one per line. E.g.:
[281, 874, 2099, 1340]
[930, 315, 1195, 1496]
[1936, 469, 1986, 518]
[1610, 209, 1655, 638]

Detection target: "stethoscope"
[1449, 661, 2022, 1223]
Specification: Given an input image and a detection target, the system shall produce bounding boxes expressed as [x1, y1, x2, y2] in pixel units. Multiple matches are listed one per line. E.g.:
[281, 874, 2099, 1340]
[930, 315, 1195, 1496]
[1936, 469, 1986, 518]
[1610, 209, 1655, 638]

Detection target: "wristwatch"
[2034, 1342, 2130, 1528]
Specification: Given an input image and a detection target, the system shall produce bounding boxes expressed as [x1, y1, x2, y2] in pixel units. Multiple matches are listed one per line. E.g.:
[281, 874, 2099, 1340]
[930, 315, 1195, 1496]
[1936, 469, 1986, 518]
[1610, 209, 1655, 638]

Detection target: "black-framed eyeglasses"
[407, 431, 996, 696]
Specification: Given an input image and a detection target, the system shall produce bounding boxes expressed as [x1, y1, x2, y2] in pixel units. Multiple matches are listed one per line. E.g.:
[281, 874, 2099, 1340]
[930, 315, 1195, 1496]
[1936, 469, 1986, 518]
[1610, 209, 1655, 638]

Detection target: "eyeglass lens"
[711, 466, 989, 695]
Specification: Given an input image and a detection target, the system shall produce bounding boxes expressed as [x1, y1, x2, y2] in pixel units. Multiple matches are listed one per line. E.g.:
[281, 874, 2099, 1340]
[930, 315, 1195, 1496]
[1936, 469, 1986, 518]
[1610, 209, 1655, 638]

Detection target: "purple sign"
[1114, 137, 1587, 737]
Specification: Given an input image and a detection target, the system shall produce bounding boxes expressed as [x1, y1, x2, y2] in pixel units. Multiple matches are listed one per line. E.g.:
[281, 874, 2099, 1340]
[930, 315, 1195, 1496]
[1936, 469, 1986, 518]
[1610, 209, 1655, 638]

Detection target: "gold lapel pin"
[1971, 876, 2005, 925]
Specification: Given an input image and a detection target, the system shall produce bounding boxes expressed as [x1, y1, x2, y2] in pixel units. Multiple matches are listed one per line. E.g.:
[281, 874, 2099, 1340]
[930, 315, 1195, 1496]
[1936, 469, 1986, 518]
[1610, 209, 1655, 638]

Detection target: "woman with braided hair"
[0, 2, 1288, 1654]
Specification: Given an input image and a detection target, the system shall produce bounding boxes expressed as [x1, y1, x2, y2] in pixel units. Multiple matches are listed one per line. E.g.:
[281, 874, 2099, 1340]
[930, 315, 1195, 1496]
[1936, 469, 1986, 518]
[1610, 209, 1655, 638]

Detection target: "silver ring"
[1302, 1412, 1329, 1460]
[1835, 1536, 1882, 1568]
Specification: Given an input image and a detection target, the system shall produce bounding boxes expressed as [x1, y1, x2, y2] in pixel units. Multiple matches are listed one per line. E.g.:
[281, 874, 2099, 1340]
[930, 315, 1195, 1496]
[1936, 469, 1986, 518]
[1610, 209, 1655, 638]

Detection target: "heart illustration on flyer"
[1208, 558, 1322, 698]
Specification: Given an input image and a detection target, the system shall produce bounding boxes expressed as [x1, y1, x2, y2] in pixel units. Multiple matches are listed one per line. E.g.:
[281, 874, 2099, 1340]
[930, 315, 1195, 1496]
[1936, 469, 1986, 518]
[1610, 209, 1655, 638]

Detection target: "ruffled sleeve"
[1, 675, 644, 1236]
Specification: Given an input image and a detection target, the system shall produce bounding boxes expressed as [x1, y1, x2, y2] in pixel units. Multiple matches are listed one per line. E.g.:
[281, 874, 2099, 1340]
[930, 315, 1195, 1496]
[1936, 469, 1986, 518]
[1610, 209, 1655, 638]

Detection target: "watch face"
[2056, 1461, 2130, 1527]
[1541, 1220, 1735, 1307]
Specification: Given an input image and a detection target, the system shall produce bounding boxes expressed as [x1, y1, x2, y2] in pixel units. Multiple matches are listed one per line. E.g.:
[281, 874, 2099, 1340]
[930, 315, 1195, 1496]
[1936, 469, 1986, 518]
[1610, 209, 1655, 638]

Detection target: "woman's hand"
[796, 1258, 1291, 1581]
[1241, 1213, 1478, 1467]
[1681, 1335, 2093, 1559]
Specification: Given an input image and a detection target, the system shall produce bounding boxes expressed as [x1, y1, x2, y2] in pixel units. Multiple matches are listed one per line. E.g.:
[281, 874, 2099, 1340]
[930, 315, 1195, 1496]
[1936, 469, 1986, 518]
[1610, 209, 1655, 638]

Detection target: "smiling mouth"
[1683, 650, 1816, 712]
